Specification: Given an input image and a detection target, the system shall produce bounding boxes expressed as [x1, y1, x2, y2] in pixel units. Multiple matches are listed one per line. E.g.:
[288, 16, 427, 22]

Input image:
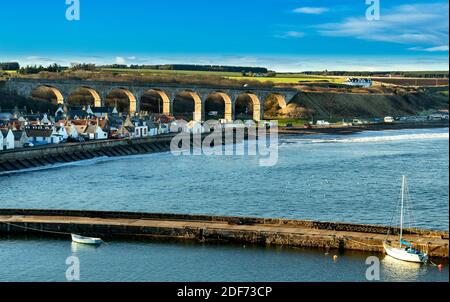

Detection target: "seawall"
[0, 135, 174, 172]
[0, 209, 448, 258]
[0, 130, 248, 173]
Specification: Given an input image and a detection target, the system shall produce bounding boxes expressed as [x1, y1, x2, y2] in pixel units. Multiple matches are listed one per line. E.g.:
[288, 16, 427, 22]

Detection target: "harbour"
[1, 0, 449, 287]
[0, 209, 448, 258]
[1, 126, 448, 282]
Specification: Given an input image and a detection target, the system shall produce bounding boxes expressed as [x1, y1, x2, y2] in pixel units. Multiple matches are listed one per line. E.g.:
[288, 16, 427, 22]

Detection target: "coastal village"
[0, 103, 448, 151]
[0, 105, 183, 151]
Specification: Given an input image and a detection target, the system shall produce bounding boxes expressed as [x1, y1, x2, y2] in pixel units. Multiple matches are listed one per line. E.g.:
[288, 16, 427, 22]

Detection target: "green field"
[100, 68, 345, 84]
[271, 118, 310, 126]
[227, 75, 345, 84]
[0, 70, 17, 74]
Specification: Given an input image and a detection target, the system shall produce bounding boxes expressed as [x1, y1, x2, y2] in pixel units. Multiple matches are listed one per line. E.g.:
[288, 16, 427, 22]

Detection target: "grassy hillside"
[14, 69, 274, 88]
[267, 88, 449, 119]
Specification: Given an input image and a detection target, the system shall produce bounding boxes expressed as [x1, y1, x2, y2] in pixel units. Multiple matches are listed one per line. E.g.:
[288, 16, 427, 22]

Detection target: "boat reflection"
[381, 254, 428, 281]
[71, 241, 102, 253]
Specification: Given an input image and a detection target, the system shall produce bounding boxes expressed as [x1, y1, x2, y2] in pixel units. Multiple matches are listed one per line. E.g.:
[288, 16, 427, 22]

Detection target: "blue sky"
[0, 0, 448, 71]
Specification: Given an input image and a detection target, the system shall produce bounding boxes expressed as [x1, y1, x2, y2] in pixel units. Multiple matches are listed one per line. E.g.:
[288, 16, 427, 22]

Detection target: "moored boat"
[383, 241, 428, 263]
[71, 234, 103, 245]
[383, 176, 428, 264]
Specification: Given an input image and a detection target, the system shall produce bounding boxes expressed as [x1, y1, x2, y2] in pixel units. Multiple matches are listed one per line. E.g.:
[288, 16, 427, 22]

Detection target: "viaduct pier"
[0, 209, 448, 259]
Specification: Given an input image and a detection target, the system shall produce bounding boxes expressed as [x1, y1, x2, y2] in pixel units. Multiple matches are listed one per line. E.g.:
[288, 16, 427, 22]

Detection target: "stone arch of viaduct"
[5, 78, 298, 122]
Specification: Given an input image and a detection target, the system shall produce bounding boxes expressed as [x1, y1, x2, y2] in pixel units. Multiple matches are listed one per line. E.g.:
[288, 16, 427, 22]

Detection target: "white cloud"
[409, 45, 449, 52]
[273, 31, 305, 39]
[424, 45, 449, 52]
[293, 7, 329, 15]
[115, 56, 126, 64]
[286, 31, 305, 38]
[23, 56, 64, 65]
[317, 3, 449, 47]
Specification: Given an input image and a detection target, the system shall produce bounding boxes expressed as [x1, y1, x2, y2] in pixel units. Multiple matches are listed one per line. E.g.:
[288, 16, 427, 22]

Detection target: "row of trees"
[0, 62, 20, 71]
[18, 63, 67, 74]
[102, 64, 269, 74]
[69, 63, 97, 71]
[3, 61, 272, 75]
[242, 71, 277, 77]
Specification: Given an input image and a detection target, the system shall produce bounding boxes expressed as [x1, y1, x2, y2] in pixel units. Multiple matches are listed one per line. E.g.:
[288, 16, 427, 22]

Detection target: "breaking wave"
[281, 132, 449, 146]
[0, 156, 111, 176]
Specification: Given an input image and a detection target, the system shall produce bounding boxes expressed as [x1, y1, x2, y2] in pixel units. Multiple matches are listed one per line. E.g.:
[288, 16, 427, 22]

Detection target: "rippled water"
[0, 128, 448, 282]
[0, 238, 447, 282]
[1, 128, 448, 230]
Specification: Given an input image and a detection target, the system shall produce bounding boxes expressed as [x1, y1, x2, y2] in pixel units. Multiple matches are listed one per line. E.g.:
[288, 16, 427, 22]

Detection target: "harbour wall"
[0, 209, 448, 258]
[0, 130, 247, 173]
[0, 135, 174, 172]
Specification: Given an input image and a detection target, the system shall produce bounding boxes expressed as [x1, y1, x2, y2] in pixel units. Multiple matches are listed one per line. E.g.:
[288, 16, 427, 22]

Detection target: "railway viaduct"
[4, 78, 298, 122]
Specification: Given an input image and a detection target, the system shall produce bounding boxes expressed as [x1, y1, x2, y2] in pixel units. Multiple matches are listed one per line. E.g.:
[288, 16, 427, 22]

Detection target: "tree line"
[18, 64, 67, 74]
[102, 64, 269, 74]
[0, 62, 20, 71]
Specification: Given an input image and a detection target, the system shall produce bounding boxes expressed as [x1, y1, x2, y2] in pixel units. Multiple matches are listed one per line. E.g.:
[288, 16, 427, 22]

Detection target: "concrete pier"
[0, 209, 447, 258]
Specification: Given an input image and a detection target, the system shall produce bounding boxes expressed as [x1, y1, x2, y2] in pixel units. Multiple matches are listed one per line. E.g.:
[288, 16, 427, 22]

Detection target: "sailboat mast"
[399, 175, 405, 247]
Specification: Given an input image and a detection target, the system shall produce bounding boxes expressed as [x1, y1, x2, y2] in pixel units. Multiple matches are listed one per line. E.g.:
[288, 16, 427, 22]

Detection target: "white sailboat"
[383, 176, 428, 264]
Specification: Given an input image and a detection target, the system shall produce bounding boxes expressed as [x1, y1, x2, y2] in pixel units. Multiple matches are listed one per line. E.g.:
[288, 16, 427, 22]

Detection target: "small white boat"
[383, 176, 428, 264]
[71, 234, 103, 245]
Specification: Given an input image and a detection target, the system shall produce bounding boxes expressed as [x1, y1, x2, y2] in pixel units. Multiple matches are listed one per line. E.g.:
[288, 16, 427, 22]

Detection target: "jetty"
[0, 209, 447, 258]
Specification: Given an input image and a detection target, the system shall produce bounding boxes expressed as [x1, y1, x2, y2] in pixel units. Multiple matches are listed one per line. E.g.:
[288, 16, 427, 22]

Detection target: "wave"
[0, 156, 111, 176]
[282, 132, 449, 145]
[0, 150, 175, 176]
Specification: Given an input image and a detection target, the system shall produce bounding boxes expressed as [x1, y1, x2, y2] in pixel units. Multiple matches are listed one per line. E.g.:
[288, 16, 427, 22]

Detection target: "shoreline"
[0, 121, 448, 174]
[0, 209, 448, 259]
[277, 120, 449, 136]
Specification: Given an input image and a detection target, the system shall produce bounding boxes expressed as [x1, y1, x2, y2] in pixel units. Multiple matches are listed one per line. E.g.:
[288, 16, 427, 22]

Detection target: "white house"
[40, 113, 52, 126]
[131, 122, 149, 138]
[84, 124, 108, 140]
[147, 122, 158, 136]
[1, 129, 15, 150]
[384, 116, 394, 123]
[65, 124, 79, 139]
[25, 125, 62, 145]
[343, 78, 372, 88]
[53, 123, 69, 140]
[13, 130, 29, 148]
